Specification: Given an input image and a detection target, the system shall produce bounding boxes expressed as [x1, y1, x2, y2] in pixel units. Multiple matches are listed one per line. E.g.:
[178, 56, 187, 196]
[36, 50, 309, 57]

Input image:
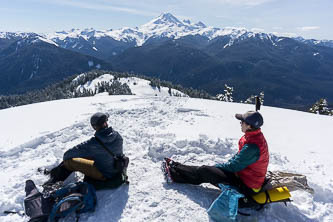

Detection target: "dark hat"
[235, 111, 263, 129]
[90, 112, 109, 127]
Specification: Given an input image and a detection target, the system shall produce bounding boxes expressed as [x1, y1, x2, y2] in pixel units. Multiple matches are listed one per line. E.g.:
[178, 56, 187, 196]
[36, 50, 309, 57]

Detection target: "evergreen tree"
[259, 91, 264, 105]
[243, 95, 255, 104]
[216, 84, 234, 102]
[168, 87, 172, 96]
[243, 91, 264, 105]
[149, 78, 161, 91]
[309, 98, 332, 115]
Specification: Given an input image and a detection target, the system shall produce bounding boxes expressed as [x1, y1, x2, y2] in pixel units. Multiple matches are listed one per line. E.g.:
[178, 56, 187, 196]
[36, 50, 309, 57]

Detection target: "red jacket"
[237, 129, 269, 189]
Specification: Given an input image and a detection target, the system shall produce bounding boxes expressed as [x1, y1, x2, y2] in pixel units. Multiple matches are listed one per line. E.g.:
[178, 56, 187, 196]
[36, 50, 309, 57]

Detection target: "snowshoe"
[161, 158, 174, 183]
[37, 167, 51, 175]
[42, 181, 64, 195]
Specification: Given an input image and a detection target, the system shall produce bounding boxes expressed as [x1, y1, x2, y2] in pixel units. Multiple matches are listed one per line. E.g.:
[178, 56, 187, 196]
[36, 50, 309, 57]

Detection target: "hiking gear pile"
[24, 180, 97, 222]
[206, 170, 314, 221]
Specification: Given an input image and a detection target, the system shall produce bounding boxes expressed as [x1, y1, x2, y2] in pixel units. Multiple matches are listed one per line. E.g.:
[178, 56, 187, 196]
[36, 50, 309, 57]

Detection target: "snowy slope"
[0, 31, 58, 46]
[1, 95, 333, 222]
[73, 73, 187, 97]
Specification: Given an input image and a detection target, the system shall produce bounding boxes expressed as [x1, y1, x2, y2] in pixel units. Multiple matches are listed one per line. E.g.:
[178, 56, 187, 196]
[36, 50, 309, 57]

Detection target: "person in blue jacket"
[43, 112, 127, 189]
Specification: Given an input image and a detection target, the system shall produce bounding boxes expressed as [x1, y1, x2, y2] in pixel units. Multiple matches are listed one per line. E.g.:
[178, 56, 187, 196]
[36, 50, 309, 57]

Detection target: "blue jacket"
[63, 127, 123, 179]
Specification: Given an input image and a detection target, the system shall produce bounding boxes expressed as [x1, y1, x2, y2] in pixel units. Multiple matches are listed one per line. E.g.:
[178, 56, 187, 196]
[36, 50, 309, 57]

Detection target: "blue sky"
[1, 0, 332, 40]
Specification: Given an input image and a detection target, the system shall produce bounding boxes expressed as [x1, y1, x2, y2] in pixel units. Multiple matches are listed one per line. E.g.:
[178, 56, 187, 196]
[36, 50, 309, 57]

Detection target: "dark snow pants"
[45, 160, 126, 190]
[169, 162, 256, 196]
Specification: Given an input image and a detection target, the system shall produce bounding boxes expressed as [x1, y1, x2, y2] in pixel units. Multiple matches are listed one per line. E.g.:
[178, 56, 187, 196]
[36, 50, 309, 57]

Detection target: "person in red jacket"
[163, 111, 269, 196]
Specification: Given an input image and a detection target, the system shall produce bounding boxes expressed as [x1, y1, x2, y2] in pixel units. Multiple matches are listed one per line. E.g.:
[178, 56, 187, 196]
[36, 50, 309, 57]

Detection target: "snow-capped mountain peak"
[195, 21, 207, 28]
[44, 13, 271, 48]
[183, 19, 191, 25]
[151, 12, 183, 26]
[0, 31, 39, 40]
[10, 33, 58, 47]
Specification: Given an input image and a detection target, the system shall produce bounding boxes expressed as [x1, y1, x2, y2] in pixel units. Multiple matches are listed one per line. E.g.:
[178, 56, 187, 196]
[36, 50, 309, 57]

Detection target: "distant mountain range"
[0, 33, 112, 95]
[1, 13, 333, 110]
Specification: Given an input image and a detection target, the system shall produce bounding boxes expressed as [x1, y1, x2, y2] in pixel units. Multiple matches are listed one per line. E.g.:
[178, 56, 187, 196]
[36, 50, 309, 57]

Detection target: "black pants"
[45, 162, 127, 190]
[170, 162, 256, 196]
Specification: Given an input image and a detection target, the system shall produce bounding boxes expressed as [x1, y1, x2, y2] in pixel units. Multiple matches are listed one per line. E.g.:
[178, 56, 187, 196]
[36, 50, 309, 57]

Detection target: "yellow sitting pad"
[64, 158, 105, 181]
[252, 186, 291, 204]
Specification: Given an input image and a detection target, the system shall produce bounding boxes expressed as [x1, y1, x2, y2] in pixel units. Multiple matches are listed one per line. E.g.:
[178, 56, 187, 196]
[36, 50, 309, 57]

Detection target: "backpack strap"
[95, 136, 116, 158]
[48, 195, 84, 222]
[95, 136, 129, 184]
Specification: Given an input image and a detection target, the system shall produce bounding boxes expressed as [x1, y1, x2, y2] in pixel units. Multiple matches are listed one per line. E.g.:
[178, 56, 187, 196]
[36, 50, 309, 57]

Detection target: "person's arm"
[215, 144, 260, 172]
[63, 139, 93, 160]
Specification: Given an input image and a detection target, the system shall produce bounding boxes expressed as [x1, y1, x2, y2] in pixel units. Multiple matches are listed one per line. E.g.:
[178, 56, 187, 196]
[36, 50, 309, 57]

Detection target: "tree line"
[0, 70, 212, 110]
[216, 84, 333, 116]
[1, 70, 330, 116]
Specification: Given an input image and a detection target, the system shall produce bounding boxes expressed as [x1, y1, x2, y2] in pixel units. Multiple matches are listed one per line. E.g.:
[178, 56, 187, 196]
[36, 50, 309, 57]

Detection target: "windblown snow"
[1, 93, 333, 221]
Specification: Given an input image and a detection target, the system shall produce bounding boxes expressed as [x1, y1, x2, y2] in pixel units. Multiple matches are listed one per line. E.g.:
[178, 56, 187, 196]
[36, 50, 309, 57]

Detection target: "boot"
[43, 162, 72, 186]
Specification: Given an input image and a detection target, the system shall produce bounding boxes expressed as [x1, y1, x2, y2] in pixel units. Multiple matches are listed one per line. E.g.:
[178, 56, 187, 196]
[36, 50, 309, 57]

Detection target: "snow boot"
[42, 162, 72, 191]
[37, 167, 51, 175]
[161, 158, 174, 183]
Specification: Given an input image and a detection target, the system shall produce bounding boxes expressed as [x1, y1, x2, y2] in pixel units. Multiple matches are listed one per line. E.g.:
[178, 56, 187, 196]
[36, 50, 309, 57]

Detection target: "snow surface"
[1, 94, 333, 222]
[74, 74, 187, 97]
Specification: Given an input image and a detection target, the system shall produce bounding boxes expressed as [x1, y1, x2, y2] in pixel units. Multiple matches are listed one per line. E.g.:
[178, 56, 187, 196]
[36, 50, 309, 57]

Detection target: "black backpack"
[24, 180, 97, 222]
[24, 180, 54, 222]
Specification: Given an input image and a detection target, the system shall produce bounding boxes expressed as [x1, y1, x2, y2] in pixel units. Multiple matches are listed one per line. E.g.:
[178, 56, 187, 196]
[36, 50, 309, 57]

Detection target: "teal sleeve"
[215, 144, 260, 172]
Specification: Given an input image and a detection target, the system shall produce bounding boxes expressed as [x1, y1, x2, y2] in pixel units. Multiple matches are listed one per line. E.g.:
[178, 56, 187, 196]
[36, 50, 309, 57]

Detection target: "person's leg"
[169, 163, 202, 184]
[63, 158, 106, 181]
[196, 166, 258, 196]
[44, 162, 72, 185]
[170, 162, 258, 197]
[170, 162, 235, 186]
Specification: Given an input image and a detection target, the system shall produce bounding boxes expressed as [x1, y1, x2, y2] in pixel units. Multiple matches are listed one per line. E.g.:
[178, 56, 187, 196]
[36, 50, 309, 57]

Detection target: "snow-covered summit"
[149, 12, 183, 26]
[1, 94, 333, 222]
[294, 36, 333, 48]
[0, 31, 58, 46]
[0, 31, 34, 39]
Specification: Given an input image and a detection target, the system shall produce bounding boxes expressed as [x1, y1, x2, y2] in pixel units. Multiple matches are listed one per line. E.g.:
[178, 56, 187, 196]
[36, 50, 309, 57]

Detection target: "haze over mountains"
[1, 13, 333, 110]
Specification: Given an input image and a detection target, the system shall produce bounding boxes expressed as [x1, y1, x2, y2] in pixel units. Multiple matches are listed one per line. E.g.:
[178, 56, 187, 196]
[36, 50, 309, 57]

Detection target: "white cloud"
[297, 26, 320, 31]
[35, 0, 157, 16]
[272, 32, 297, 38]
[213, 0, 276, 6]
[251, 28, 265, 32]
